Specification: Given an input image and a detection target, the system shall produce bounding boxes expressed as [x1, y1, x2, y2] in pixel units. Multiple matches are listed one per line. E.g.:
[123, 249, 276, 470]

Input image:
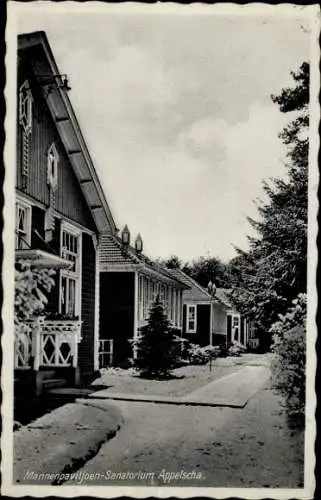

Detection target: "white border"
[2, 3, 320, 499]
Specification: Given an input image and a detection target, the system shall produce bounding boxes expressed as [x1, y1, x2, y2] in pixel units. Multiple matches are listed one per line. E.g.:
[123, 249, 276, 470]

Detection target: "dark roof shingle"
[99, 234, 189, 288]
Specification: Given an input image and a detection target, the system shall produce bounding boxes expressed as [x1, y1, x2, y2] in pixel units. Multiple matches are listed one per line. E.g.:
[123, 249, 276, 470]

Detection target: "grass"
[90, 361, 245, 398]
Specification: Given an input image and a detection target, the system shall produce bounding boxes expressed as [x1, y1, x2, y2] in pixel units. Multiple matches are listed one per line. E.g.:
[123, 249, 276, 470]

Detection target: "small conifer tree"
[135, 295, 180, 378]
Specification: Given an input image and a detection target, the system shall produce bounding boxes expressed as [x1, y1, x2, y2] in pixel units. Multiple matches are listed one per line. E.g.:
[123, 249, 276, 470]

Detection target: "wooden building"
[14, 31, 116, 393]
[99, 229, 190, 365]
[215, 289, 258, 349]
[168, 269, 229, 346]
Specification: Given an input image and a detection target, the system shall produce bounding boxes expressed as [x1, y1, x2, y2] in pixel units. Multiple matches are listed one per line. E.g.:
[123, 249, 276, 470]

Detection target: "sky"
[13, 3, 312, 263]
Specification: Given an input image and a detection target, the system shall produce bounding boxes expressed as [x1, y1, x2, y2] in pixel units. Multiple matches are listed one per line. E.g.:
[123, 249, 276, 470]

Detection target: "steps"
[40, 369, 57, 380]
[42, 378, 67, 391]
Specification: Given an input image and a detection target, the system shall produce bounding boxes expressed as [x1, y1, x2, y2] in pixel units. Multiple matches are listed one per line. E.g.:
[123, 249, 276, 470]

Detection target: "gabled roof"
[215, 288, 233, 308]
[18, 31, 117, 234]
[168, 269, 230, 308]
[99, 234, 190, 289]
[168, 268, 215, 303]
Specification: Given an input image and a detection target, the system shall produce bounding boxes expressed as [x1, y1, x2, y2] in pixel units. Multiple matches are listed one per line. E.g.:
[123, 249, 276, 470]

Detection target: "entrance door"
[197, 304, 211, 346]
[227, 315, 232, 343]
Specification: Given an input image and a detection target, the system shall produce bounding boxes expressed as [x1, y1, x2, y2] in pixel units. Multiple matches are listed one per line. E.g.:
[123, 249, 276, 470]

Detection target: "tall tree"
[163, 255, 182, 269]
[229, 62, 309, 344]
[183, 256, 230, 289]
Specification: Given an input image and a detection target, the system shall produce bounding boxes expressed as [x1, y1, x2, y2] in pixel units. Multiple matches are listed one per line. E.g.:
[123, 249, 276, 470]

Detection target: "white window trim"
[179, 291, 183, 328]
[19, 80, 33, 135]
[59, 221, 82, 319]
[176, 290, 180, 327]
[47, 142, 59, 191]
[233, 314, 240, 327]
[186, 304, 197, 334]
[15, 198, 32, 249]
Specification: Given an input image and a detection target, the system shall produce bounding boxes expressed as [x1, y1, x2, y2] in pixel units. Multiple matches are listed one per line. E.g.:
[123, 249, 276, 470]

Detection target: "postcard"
[2, 2, 320, 498]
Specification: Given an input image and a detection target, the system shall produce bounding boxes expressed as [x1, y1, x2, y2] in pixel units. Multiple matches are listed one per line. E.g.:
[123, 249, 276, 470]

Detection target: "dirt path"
[67, 373, 304, 488]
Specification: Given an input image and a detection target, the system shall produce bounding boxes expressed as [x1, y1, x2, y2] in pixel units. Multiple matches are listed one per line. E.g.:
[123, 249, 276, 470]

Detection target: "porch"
[15, 317, 82, 395]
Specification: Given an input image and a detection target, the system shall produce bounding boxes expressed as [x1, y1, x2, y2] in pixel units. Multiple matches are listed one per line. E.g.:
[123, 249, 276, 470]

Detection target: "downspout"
[93, 234, 100, 372]
[210, 301, 213, 346]
[133, 271, 138, 359]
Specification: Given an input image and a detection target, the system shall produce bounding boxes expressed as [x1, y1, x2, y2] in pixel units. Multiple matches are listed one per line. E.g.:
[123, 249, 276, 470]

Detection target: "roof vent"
[135, 233, 143, 253]
[121, 224, 130, 246]
[207, 280, 217, 297]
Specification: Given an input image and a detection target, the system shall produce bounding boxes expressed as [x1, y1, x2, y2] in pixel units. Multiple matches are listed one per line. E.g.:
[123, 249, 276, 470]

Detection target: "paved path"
[66, 373, 304, 488]
[88, 365, 270, 408]
[183, 365, 270, 406]
[13, 399, 123, 485]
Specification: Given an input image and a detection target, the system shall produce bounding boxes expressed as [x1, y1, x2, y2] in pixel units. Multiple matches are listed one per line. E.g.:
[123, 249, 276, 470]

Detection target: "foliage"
[182, 256, 230, 289]
[159, 254, 230, 290]
[227, 341, 246, 357]
[43, 312, 80, 321]
[228, 62, 309, 342]
[271, 294, 306, 422]
[216, 343, 230, 358]
[187, 343, 220, 365]
[270, 293, 307, 338]
[172, 335, 190, 361]
[162, 255, 183, 269]
[15, 263, 55, 320]
[134, 296, 181, 378]
[15, 263, 56, 337]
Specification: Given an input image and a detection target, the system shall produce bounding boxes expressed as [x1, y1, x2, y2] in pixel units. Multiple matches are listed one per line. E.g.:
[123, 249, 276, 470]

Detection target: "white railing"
[15, 318, 82, 370]
[248, 338, 259, 349]
[15, 326, 33, 368]
[99, 339, 114, 368]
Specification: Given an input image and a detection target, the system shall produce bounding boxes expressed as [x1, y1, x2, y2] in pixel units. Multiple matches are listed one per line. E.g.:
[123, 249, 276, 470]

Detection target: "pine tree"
[135, 295, 180, 378]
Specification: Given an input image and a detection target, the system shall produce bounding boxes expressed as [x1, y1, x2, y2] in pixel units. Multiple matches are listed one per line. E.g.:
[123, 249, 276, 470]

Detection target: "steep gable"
[18, 31, 117, 234]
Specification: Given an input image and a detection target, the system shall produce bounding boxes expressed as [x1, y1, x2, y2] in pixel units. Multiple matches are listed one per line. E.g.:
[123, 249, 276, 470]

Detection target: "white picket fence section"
[247, 338, 259, 349]
[15, 318, 82, 370]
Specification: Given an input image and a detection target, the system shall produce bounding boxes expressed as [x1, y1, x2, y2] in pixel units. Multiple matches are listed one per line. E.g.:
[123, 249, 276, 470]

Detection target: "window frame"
[19, 80, 33, 135]
[47, 143, 59, 191]
[15, 199, 32, 250]
[186, 304, 197, 334]
[233, 314, 240, 328]
[59, 222, 82, 318]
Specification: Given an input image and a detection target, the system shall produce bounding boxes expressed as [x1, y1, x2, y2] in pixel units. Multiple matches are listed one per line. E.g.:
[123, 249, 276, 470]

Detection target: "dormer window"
[47, 143, 59, 191]
[19, 80, 33, 135]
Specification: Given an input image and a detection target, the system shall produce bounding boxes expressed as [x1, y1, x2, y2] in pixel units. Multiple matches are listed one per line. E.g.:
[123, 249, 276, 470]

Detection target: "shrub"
[134, 296, 181, 378]
[228, 341, 246, 357]
[187, 344, 220, 365]
[217, 342, 231, 357]
[174, 336, 190, 360]
[187, 344, 208, 365]
[270, 293, 307, 338]
[271, 294, 306, 422]
[204, 345, 221, 359]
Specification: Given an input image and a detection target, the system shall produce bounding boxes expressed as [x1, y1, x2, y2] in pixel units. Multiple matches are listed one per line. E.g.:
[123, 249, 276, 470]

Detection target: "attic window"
[47, 143, 59, 191]
[19, 80, 33, 134]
